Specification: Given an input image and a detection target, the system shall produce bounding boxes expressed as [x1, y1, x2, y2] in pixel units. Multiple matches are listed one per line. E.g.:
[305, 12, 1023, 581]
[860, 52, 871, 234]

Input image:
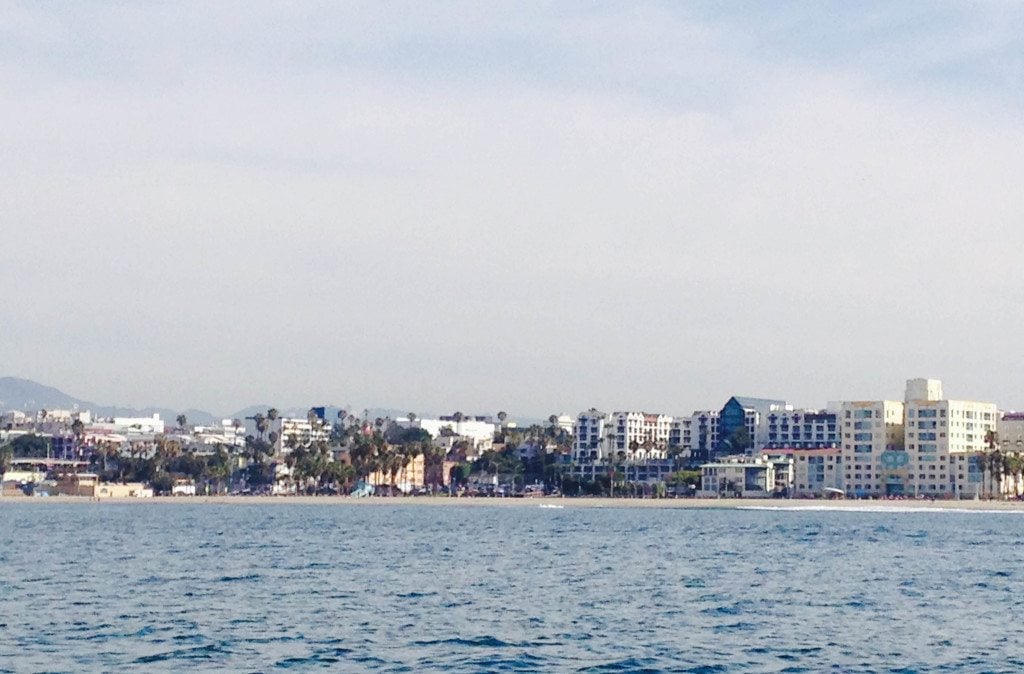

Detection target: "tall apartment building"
[572, 410, 674, 462]
[905, 397, 996, 498]
[572, 409, 608, 462]
[835, 379, 997, 498]
[668, 417, 692, 454]
[689, 410, 720, 461]
[839, 400, 906, 497]
[605, 412, 673, 460]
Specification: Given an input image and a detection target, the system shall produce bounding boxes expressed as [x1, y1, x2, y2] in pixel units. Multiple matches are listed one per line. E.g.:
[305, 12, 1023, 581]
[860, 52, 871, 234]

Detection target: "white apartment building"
[572, 410, 608, 461]
[273, 417, 330, 453]
[689, 410, 720, 460]
[839, 400, 905, 497]
[606, 412, 673, 460]
[399, 417, 496, 451]
[668, 417, 692, 454]
[905, 398, 997, 498]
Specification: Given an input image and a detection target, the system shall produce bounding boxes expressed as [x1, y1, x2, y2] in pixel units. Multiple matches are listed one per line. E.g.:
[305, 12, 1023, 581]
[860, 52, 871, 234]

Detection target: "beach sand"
[3, 495, 1024, 511]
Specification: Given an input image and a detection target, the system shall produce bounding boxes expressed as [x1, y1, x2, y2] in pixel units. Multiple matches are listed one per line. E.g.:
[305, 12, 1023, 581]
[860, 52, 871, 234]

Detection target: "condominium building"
[605, 412, 673, 460]
[905, 397, 996, 498]
[839, 400, 905, 497]
[571, 410, 673, 462]
[689, 410, 720, 462]
[572, 409, 608, 461]
[273, 417, 330, 453]
[763, 409, 841, 450]
[765, 447, 843, 497]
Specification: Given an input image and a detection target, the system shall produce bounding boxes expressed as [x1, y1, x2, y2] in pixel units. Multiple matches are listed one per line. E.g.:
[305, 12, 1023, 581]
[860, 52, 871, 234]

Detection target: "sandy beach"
[4, 495, 1024, 511]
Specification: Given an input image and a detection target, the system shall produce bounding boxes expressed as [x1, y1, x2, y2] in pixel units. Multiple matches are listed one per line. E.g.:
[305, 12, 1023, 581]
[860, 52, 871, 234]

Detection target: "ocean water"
[2, 503, 1024, 673]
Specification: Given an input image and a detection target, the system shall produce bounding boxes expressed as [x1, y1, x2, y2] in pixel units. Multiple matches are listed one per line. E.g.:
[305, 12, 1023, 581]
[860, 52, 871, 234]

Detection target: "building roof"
[729, 396, 786, 410]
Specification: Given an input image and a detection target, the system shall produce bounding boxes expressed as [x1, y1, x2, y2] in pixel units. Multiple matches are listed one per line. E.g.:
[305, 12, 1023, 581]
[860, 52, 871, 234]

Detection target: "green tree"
[176, 414, 188, 432]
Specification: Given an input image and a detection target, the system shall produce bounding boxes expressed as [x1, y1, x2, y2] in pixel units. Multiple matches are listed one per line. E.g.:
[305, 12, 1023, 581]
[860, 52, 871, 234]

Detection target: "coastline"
[3, 495, 1024, 511]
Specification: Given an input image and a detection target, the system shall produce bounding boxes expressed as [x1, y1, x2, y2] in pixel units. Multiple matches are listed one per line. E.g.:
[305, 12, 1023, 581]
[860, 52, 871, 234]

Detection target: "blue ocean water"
[2, 503, 1024, 673]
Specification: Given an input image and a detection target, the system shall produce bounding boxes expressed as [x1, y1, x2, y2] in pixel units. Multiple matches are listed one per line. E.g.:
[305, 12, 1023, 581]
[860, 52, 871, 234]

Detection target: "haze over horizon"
[3, 2, 1023, 417]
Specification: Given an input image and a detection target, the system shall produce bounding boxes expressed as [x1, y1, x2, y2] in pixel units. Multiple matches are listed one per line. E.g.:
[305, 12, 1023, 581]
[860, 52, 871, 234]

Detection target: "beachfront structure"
[839, 400, 905, 497]
[668, 417, 692, 454]
[905, 397, 997, 499]
[766, 447, 844, 497]
[699, 456, 787, 498]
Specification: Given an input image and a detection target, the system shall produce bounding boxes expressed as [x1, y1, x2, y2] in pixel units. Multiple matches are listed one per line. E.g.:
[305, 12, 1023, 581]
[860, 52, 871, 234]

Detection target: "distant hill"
[0, 377, 536, 428]
[0, 377, 219, 425]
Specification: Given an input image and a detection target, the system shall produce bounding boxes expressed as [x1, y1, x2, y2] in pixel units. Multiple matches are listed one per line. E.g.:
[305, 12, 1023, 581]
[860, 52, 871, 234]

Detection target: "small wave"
[133, 643, 231, 664]
[414, 635, 514, 649]
[217, 574, 260, 583]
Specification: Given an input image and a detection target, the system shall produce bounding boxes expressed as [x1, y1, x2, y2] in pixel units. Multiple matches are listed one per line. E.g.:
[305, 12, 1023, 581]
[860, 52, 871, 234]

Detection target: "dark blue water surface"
[2, 502, 1024, 673]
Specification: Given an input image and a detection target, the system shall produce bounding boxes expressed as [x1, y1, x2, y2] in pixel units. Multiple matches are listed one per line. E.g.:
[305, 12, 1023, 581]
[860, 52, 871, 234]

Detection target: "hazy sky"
[3, 2, 1023, 417]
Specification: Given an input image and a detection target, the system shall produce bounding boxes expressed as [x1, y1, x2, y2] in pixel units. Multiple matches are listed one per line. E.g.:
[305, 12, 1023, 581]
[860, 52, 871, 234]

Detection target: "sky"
[2, 1, 1023, 417]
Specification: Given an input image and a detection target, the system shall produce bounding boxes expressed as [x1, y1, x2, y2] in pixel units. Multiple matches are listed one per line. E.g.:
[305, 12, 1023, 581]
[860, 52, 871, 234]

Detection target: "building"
[273, 417, 330, 453]
[766, 447, 843, 497]
[905, 397, 996, 499]
[839, 400, 905, 497]
[398, 417, 496, 452]
[689, 411, 720, 462]
[998, 412, 1024, 454]
[716, 396, 791, 456]
[605, 412, 673, 460]
[668, 417, 692, 455]
[699, 456, 788, 498]
[763, 408, 841, 450]
[572, 409, 609, 462]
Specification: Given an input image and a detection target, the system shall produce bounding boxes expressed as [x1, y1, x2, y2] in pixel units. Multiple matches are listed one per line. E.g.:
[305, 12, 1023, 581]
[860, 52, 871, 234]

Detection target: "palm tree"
[176, 414, 188, 432]
[497, 411, 507, 427]
[268, 408, 280, 422]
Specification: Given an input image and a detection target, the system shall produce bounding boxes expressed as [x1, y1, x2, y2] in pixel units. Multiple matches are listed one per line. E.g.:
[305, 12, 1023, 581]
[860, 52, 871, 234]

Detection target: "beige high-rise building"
[839, 400, 905, 496]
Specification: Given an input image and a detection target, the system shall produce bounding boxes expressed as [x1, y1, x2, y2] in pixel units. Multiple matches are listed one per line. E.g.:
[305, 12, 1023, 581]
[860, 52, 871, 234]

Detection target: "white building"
[905, 397, 996, 498]
[689, 410, 720, 460]
[273, 417, 330, 453]
[699, 456, 789, 498]
[572, 410, 673, 462]
[398, 417, 496, 452]
[605, 412, 673, 460]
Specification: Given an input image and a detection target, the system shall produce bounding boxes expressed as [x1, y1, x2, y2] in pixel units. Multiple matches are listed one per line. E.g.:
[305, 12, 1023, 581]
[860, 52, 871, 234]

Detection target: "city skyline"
[4, 2, 1023, 416]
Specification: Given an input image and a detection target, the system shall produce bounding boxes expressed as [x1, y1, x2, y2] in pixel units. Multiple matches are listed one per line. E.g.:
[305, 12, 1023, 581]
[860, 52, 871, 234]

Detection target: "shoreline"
[3, 495, 1024, 511]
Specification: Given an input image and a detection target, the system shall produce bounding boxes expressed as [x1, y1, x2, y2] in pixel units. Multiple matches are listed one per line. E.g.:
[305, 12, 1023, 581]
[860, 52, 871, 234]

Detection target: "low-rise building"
[699, 456, 785, 498]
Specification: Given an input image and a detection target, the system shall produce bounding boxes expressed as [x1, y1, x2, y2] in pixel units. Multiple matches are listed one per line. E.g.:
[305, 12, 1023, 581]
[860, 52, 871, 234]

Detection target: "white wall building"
[399, 417, 496, 451]
[572, 409, 608, 462]
[273, 417, 330, 453]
